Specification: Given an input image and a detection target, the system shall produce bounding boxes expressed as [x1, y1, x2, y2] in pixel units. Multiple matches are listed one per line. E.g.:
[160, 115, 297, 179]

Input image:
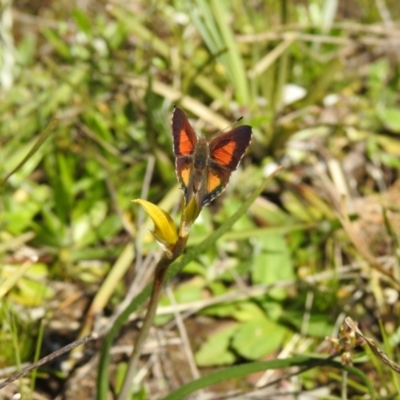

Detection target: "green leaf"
[182, 260, 206, 276]
[378, 108, 400, 133]
[34, 208, 68, 247]
[42, 28, 71, 59]
[24, 263, 49, 279]
[161, 357, 376, 400]
[259, 300, 283, 321]
[284, 311, 334, 338]
[72, 9, 92, 36]
[0, 119, 58, 186]
[11, 276, 54, 306]
[375, 134, 400, 156]
[201, 302, 238, 318]
[72, 201, 108, 246]
[157, 278, 205, 325]
[252, 234, 294, 298]
[231, 302, 266, 322]
[232, 318, 287, 360]
[3, 199, 41, 235]
[195, 324, 238, 367]
[190, 0, 250, 105]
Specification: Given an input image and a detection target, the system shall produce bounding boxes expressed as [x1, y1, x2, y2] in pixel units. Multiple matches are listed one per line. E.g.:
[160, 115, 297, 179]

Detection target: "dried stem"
[0, 333, 98, 389]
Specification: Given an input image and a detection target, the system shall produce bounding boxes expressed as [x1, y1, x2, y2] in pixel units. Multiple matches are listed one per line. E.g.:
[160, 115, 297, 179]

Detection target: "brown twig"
[0, 333, 98, 389]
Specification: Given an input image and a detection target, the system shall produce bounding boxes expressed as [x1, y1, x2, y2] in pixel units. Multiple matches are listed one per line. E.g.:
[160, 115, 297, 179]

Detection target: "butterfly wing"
[208, 126, 252, 170]
[200, 125, 252, 207]
[197, 164, 231, 207]
[171, 107, 198, 204]
[172, 107, 198, 157]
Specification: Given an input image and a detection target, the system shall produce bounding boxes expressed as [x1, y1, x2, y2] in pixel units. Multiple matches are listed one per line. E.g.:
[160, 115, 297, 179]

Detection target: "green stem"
[342, 370, 348, 400]
[117, 234, 189, 400]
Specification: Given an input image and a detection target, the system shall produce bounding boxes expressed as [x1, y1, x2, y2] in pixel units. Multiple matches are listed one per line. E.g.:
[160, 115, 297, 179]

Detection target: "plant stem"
[117, 234, 188, 400]
[342, 370, 348, 400]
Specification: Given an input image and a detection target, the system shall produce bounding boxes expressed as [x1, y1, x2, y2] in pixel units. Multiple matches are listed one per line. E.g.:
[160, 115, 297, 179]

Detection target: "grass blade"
[161, 356, 375, 400]
[0, 118, 59, 186]
[211, 1, 249, 105]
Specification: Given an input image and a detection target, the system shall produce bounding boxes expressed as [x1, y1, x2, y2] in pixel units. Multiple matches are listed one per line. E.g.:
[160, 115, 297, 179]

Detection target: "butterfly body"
[172, 107, 252, 208]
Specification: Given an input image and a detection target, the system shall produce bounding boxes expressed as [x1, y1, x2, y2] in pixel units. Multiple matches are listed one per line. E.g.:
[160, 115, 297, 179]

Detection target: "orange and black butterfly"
[172, 107, 252, 209]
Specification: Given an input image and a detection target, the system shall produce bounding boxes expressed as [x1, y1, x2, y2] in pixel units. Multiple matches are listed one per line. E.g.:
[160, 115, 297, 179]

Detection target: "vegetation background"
[1, 0, 400, 398]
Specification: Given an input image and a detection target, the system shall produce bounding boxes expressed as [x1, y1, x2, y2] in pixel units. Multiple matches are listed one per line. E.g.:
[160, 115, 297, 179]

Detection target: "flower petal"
[134, 199, 178, 245]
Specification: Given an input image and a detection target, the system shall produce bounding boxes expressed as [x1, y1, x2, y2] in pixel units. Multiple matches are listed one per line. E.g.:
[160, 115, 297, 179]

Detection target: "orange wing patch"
[172, 107, 197, 157]
[180, 165, 191, 187]
[178, 129, 195, 156]
[197, 169, 228, 207]
[210, 141, 236, 166]
[207, 171, 223, 193]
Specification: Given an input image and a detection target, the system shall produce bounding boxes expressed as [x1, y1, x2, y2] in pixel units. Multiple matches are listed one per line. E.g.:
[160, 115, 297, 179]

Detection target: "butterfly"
[171, 107, 252, 209]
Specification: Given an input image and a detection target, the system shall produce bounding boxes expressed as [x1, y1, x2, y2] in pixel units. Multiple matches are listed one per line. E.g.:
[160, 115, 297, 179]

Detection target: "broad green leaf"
[10, 277, 54, 306]
[201, 302, 238, 318]
[259, 300, 283, 321]
[232, 318, 287, 360]
[252, 233, 294, 298]
[284, 311, 334, 338]
[231, 302, 266, 322]
[171, 277, 205, 304]
[208, 281, 229, 296]
[195, 324, 239, 367]
[182, 260, 206, 276]
[3, 198, 42, 235]
[24, 263, 49, 279]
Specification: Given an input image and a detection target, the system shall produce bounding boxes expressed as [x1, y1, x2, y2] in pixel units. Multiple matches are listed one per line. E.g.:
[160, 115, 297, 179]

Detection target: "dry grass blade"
[338, 197, 400, 290]
[0, 259, 36, 299]
[126, 78, 231, 129]
[0, 333, 98, 389]
[345, 317, 400, 374]
[248, 33, 298, 78]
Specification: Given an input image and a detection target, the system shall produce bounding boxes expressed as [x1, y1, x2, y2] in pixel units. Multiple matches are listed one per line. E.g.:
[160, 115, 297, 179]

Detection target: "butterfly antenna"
[217, 115, 244, 135]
